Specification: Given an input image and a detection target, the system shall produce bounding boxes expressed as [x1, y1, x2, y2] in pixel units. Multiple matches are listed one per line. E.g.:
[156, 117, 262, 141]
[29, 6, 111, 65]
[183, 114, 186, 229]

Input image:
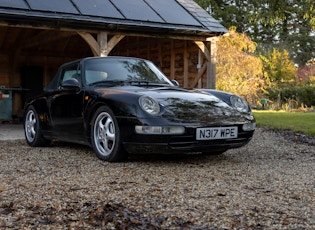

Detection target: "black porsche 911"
[24, 56, 255, 162]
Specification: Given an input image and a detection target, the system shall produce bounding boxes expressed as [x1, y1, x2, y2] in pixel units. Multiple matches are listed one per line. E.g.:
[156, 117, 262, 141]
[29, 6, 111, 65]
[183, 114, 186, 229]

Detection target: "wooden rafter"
[192, 38, 218, 89]
[189, 41, 209, 88]
[190, 62, 207, 88]
[184, 41, 189, 88]
[107, 35, 125, 55]
[77, 32, 125, 57]
[77, 32, 99, 56]
[193, 41, 210, 62]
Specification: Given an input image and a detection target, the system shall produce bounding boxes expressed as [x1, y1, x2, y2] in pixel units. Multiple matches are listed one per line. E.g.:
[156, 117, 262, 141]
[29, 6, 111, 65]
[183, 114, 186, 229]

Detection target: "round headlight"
[230, 95, 249, 113]
[139, 96, 160, 116]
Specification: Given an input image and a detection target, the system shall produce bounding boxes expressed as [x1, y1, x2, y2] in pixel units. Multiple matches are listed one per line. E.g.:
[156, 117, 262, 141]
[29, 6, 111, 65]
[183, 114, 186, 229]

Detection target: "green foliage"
[266, 85, 315, 108]
[260, 48, 297, 86]
[194, 1, 313, 108]
[216, 27, 269, 105]
[253, 110, 315, 136]
[194, 0, 315, 66]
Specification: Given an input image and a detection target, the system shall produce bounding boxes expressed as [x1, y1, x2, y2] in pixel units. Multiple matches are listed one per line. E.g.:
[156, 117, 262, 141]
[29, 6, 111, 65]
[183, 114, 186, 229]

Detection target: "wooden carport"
[0, 0, 227, 119]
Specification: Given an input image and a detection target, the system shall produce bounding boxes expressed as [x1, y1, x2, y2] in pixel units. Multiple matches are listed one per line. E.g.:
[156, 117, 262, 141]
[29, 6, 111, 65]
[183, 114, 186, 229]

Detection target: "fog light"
[161, 126, 185, 134]
[135, 126, 185, 135]
[242, 123, 255, 131]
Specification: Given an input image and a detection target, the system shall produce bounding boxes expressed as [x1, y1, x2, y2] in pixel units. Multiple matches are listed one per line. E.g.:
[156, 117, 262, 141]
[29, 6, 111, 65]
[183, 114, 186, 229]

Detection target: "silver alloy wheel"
[25, 109, 37, 142]
[93, 111, 116, 157]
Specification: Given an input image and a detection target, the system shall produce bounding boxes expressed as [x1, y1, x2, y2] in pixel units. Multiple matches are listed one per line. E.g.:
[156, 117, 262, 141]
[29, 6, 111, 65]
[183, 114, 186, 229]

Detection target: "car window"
[84, 58, 173, 85]
[59, 63, 81, 86]
[62, 70, 77, 81]
[85, 70, 108, 85]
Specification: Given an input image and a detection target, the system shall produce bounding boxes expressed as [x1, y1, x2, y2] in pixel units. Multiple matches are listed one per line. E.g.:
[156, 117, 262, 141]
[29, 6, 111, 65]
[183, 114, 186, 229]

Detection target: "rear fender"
[24, 98, 50, 129]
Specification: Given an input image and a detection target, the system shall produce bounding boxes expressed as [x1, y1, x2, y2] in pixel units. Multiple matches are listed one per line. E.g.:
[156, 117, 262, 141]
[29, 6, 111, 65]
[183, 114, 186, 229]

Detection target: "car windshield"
[84, 57, 173, 86]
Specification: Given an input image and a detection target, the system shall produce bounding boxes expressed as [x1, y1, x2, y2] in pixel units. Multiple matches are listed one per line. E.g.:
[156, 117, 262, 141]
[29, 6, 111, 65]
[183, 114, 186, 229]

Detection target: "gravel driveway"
[0, 128, 314, 229]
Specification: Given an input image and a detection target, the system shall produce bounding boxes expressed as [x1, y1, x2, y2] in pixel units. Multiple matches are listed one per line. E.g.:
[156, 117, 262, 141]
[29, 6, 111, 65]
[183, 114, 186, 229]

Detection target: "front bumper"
[121, 124, 254, 154]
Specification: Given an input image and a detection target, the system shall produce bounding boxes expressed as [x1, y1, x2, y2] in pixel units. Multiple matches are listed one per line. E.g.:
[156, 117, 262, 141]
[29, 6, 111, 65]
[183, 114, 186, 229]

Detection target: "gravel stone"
[0, 128, 314, 229]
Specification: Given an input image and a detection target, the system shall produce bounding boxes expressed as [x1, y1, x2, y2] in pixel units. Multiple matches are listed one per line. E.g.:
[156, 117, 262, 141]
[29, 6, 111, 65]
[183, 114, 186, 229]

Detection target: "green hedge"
[266, 85, 315, 107]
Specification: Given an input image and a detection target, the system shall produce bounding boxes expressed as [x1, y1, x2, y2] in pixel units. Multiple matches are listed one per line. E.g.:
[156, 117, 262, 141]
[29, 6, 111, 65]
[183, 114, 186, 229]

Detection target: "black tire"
[91, 106, 128, 162]
[24, 106, 50, 147]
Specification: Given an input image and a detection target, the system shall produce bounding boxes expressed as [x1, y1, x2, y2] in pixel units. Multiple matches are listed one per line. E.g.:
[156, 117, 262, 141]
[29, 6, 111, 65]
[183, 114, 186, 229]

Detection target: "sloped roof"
[0, 0, 227, 38]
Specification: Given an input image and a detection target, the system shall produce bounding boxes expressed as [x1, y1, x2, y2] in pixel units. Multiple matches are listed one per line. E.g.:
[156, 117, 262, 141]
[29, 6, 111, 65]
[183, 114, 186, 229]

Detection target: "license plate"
[196, 126, 238, 140]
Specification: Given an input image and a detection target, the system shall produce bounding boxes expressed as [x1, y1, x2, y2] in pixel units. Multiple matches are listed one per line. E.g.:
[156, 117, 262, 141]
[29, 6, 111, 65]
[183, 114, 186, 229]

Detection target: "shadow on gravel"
[2, 139, 234, 164]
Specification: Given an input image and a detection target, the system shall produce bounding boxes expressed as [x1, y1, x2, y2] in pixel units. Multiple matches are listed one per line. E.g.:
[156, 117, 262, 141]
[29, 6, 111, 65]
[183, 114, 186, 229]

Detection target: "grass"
[253, 110, 315, 137]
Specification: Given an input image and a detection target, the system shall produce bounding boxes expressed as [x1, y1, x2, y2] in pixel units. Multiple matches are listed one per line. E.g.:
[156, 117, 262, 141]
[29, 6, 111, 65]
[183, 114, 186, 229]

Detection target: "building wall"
[0, 54, 10, 87]
[111, 37, 207, 88]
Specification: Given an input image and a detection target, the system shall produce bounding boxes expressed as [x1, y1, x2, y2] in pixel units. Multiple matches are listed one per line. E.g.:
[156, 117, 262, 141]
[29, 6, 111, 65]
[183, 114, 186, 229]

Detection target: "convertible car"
[24, 56, 255, 162]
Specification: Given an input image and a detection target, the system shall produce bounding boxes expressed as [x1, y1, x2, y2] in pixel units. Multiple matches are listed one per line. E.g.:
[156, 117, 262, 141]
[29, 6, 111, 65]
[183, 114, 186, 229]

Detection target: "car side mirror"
[171, 79, 180, 87]
[61, 78, 81, 91]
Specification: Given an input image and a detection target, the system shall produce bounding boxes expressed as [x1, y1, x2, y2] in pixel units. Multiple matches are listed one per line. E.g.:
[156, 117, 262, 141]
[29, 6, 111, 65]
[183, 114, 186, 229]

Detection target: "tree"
[260, 48, 297, 87]
[195, 0, 315, 66]
[297, 62, 315, 84]
[216, 27, 268, 104]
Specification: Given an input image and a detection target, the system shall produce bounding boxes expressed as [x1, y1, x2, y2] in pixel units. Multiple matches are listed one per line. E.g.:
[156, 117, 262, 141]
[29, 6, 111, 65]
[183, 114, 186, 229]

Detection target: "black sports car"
[24, 56, 255, 162]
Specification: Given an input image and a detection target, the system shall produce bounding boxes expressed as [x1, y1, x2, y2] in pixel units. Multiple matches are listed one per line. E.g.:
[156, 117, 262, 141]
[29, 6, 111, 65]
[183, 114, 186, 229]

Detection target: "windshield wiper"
[126, 80, 170, 87]
[126, 80, 150, 85]
[89, 80, 170, 87]
[89, 80, 125, 87]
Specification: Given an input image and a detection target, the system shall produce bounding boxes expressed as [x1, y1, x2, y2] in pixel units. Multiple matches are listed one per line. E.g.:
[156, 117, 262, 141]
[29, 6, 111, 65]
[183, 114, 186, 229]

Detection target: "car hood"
[97, 85, 253, 125]
[151, 87, 252, 125]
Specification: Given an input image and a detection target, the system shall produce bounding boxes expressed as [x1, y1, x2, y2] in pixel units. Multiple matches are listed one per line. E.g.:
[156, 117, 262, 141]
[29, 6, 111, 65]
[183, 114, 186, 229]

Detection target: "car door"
[48, 62, 86, 143]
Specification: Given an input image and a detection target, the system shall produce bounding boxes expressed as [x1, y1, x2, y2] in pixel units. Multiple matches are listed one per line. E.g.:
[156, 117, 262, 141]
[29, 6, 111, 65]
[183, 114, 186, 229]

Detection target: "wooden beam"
[0, 22, 213, 41]
[207, 37, 219, 89]
[190, 62, 207, 88]
[77, 32, 99, 56]
[78, 32, 125, 57]
[194, 38, 219, 89]
[193, 41, 210, 62]
[107, 35, 125, 54]
[184, 41, 188, 88]
[170, 40, 175, 80]
[197, 49, 204, 87]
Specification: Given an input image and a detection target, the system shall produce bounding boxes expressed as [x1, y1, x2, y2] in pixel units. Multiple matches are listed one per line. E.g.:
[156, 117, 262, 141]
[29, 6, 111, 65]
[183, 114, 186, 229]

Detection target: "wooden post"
[170, 40, 175, 80]
[206, 37, 219, 89]
[197, 49, 203, 87]
[184, 41, 188, 88]
[98, 32, 108, 57]
[78, 32, 125, 57]
[192, 41, 210, 88]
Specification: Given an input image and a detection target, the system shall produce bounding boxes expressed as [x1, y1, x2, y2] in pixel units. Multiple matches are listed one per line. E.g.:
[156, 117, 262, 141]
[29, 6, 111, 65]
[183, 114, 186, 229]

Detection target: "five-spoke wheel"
[25, 109, 37, 143]
[91, 106, 127, 162]
[24, 106, 50, 147]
